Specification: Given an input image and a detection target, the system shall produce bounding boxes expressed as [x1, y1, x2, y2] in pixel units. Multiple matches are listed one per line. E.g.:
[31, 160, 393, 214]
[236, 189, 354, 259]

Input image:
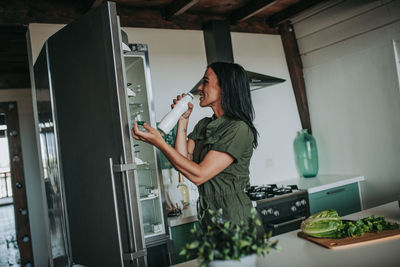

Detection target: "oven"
[246, 185, 310, 236]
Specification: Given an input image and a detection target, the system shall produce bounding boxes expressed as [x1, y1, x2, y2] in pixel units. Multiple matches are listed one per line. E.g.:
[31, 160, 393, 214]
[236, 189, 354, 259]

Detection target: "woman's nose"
[197, 83, 203, 91]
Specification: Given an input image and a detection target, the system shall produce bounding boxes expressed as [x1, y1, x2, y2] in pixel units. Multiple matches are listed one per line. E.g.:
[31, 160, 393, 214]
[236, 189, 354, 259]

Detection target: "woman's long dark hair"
[209, 62, 259, 148]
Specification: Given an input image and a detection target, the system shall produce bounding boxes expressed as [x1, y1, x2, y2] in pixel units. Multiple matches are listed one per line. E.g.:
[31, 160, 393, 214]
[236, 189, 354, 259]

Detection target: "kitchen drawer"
[170, 221, 199, 264]
[308, 183, 361, 216]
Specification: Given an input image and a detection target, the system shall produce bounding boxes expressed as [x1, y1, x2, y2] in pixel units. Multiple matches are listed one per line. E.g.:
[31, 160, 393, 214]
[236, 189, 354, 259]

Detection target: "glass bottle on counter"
[293, 129, 319, 178]
[177, 172, 190, 207]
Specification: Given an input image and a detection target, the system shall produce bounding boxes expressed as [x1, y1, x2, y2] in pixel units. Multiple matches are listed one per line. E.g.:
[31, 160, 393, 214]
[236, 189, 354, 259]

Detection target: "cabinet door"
[309, 183, 361, 216]
[170, 222, 200, 264]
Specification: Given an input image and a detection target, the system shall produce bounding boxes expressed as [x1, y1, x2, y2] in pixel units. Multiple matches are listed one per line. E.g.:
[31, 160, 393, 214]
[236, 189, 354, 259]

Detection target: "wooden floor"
[0, 203, 20, 266]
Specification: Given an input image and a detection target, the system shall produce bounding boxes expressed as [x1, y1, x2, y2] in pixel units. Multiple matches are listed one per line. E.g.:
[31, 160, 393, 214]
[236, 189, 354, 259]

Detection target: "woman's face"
[198, 67, 222, 108]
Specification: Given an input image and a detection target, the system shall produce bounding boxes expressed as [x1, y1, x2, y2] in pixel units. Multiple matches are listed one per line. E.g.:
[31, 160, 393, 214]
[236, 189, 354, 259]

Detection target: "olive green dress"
[188, 115, 256, 230]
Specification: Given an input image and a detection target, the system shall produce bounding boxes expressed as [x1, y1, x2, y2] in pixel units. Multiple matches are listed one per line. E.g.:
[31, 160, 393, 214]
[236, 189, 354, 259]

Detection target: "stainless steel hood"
[190, 20, 285, 94]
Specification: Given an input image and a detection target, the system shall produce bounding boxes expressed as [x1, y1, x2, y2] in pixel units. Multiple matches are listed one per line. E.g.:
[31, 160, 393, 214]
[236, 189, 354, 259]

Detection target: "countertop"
[171, 201, 400, 267]
[168, 205, 198, 227]
[279, 174, 365, 193]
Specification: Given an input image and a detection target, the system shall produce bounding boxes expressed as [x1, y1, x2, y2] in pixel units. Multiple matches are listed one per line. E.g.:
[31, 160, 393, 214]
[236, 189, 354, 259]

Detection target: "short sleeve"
[211, 121, 253, 161]
[188, 117, 209, 142]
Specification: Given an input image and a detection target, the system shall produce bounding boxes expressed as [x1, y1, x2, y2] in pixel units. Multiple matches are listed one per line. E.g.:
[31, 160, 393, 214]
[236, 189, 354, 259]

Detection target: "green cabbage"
[301, 209, 342, 238]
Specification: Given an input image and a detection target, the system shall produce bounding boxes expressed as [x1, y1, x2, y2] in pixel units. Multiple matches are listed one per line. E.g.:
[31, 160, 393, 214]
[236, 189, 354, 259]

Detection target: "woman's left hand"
[131, 122, 164, 147]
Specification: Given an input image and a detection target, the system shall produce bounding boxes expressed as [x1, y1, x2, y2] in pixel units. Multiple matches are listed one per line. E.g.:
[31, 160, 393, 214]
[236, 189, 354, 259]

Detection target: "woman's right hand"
[172, 93, 193, 120]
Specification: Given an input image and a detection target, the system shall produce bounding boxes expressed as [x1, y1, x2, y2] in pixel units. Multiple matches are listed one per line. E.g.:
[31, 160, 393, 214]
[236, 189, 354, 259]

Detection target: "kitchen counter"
[171, 201, 400, 267]
[168, 205, 198, 227]
[279, 174, 365, 193]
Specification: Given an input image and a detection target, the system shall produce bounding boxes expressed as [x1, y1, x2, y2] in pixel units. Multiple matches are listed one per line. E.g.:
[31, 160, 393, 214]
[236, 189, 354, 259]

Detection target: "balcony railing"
[0, 171, 12, 199]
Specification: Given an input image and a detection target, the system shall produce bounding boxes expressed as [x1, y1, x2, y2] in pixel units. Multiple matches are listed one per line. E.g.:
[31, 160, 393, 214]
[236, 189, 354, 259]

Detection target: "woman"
[132, 62, 259, 231]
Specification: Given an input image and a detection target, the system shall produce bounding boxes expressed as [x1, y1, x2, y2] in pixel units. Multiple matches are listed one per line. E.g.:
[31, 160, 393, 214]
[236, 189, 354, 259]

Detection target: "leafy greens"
[301, 210, 398, 238]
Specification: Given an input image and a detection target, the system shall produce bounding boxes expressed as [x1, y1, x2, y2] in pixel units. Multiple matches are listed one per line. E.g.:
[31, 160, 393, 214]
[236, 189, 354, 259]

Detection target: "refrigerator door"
[33, 43, 71, 267]
[40, 2, 145, 266]
[122, 45, 169, 246]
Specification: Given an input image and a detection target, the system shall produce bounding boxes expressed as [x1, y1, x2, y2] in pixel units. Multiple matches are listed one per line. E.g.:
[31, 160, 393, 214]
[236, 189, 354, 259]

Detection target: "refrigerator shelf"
[144, 231, 164, 238]
[140, 194, 159, 201]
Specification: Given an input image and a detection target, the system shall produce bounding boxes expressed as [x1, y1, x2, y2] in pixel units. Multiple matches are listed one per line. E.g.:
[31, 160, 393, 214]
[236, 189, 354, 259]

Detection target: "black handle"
[267, 216, 306, 229]
[326, 188, 345, 195]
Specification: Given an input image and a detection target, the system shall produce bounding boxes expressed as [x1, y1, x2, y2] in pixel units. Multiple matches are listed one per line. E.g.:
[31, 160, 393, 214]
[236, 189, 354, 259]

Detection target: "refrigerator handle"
[110, 157, 148, 265]
[109, 157, 126, 266]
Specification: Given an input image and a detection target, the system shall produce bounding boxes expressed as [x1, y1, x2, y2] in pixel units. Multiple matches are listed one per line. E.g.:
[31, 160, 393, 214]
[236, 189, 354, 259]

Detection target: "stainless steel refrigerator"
[29, 2, 169, 266]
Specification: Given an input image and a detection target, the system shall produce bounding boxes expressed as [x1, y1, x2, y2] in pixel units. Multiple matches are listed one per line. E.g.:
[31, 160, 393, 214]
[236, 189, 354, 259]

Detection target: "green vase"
[293, 129, 319, 178]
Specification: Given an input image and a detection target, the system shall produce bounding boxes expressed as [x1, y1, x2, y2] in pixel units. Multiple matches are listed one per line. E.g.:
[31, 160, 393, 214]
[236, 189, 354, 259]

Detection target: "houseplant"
[179, 208, 279, 267]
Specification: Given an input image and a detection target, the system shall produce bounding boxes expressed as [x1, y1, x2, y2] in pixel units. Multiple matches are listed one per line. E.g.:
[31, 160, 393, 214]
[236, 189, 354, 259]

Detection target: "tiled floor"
[0, 203, 20, 267]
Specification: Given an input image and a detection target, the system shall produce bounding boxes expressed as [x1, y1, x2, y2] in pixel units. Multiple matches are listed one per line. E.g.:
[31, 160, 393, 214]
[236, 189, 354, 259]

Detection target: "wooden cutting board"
[297, 227, 400, 249]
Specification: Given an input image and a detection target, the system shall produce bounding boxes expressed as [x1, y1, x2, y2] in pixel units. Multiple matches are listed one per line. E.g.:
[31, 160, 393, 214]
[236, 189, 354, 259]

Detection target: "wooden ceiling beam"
[0, 0, 282, 33]
[118, 8, 278, 34]
[0, 73, 30, 89]
[230, 0, 277, 24]
[82, 0, 106, 13]
[267, 0, 326, 27]
[165, 0, 200, 20]
[0, 3, 277, 34]
[279, 21, 311, 133]
[0, 0, 81, 25]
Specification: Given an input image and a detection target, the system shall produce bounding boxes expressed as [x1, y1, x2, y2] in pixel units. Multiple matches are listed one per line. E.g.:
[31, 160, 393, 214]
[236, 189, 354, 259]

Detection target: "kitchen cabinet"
[170, 221, 199, 264]
[308, 182, 361, 216]
[280, 175, 364, 216]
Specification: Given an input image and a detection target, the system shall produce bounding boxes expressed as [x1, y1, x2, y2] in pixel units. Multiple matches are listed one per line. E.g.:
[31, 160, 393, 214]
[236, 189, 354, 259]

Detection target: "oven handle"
[267, 216, 306, 229]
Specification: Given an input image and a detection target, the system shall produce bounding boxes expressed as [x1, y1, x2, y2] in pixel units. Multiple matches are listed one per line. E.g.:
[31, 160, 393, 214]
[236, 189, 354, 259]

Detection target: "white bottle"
[158, 93, 194, 134]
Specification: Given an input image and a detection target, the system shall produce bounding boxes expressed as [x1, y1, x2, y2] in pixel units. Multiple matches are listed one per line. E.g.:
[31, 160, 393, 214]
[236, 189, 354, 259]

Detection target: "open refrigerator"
[29, 2, 169, 267]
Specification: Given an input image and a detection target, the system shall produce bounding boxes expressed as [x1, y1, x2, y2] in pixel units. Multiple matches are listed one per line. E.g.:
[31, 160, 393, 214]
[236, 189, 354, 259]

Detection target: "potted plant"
[179, 208, 279, 267]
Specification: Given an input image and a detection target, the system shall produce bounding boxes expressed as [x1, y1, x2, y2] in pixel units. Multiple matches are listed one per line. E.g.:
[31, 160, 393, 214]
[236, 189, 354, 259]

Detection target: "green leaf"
[208, 250, 214, 261]
[224, 221, 230, 229]
[240, 240, 250, 248]
[179, 249, 187, 256]
[188, 241, 199, 249]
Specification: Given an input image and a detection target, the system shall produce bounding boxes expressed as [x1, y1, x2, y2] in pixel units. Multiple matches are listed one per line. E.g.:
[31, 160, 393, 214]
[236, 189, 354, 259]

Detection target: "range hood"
[190, 20, 285, 94]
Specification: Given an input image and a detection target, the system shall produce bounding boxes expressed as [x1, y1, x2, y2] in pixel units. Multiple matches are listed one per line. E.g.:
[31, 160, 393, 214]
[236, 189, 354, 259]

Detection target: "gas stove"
[245, 184, 310, 236]
[245, 184, 301, 201]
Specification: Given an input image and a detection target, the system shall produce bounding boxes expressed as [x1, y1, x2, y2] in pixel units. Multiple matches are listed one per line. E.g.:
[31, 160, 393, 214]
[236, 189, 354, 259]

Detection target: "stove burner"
[245, 184, 299, 201]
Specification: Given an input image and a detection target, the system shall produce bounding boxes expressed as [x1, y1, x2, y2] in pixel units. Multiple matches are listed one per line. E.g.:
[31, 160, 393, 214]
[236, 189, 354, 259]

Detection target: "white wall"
[0, 89, 49, 267]
[292, 0, 400, 208]
[29, 23, 301, 187]
[232, 32, 301, 184]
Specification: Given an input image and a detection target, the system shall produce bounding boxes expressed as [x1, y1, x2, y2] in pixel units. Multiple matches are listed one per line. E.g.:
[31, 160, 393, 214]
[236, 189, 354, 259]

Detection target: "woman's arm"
[174, 118, 189, 157]
[159, 140, 234, 185]
[132, 122, 234, 186]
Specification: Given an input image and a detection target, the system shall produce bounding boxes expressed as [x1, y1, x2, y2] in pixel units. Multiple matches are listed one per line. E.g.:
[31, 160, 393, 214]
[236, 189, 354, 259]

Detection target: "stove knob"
[267, 208, 273, 215]
[301, 199, 307, 206]
[295, 201, 301, 207]
[291, 206, 297, 212]
[261, 209, 268, 216]
[273, 210, 280, 217]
